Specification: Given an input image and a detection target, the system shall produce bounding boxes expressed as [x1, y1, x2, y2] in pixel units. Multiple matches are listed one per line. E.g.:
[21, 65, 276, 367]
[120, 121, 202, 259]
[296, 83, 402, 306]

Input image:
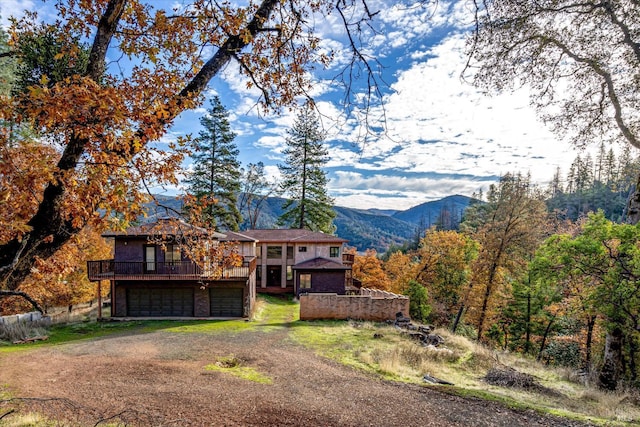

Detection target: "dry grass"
[0, 322, 49, 344]
[304, 322, 640, 425]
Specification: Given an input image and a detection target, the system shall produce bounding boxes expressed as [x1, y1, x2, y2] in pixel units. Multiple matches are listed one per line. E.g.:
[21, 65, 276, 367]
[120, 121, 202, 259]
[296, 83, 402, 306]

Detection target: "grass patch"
[204, 355, 272, 384]
[0, 296, 300, 353]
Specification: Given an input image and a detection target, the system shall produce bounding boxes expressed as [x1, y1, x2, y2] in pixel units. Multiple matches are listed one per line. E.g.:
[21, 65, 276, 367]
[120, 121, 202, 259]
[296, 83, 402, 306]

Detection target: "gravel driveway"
[1, 321, 593, 426]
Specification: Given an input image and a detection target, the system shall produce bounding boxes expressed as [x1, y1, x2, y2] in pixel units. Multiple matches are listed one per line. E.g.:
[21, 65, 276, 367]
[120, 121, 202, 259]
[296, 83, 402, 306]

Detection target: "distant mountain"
[392, 195, 473, 227]
[333, 206, 415, 252]
[144, 194, 473, 253]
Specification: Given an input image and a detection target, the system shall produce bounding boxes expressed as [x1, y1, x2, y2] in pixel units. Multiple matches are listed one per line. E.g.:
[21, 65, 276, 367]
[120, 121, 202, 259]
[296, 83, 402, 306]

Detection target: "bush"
[541, 340, 582, 368]
[404, 280, 431, 322]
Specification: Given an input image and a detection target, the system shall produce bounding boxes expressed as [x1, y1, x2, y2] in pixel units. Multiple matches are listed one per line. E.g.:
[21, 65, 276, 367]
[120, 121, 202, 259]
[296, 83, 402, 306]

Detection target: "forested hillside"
[546, 143, 640, 222]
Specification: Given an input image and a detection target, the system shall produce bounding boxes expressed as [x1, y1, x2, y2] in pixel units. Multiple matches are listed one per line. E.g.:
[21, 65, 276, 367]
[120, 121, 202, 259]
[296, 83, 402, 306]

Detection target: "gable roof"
[102, 218, 225, 239]
[220, 231, 259, 242]
[292, 257, 350, 270]
[241, 229, 347, 244]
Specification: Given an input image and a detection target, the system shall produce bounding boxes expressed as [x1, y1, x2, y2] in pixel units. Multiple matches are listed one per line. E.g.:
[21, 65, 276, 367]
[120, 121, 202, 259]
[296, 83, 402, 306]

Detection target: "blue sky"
[2, 1, 582, 211]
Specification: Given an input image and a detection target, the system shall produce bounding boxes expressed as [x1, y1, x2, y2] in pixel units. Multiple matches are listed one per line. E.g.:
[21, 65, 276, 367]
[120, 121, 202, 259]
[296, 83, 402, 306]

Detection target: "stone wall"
[299, 289, 410, 321]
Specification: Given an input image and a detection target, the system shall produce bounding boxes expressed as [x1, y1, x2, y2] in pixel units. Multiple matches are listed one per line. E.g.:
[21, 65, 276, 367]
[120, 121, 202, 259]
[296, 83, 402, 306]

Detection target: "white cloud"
[1, 1, 34, 28]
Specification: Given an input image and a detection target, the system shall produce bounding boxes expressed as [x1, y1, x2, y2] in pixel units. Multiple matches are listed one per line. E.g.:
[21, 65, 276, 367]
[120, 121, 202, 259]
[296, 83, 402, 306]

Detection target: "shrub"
[404, 280, 431, 322]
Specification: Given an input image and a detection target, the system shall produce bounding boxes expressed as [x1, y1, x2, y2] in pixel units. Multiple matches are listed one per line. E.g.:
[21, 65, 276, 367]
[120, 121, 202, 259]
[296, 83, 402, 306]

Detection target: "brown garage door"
[127, 287, 194, 317]
[210, 287, 244, 317]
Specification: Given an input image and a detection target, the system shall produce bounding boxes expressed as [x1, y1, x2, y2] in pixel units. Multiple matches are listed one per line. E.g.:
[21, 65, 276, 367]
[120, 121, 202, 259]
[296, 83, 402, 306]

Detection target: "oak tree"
[461, 173, 549, 341]
[0, 0, 394, 299]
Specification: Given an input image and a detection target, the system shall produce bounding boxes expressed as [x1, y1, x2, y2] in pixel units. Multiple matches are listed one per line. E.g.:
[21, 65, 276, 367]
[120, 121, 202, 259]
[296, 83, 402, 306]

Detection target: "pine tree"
[278, 103, 335, 233]
[186, 96, 242, 231]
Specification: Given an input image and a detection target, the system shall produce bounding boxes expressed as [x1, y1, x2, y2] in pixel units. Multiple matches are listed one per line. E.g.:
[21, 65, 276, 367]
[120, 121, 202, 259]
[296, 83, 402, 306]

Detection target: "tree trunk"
[584, 315, 596, 372]
[476, 282, 493, 341]
[451, 304, 465, 333]
[624, 172, 640, 224]
[525, 291, 532, 353]
[599, 326, 624, 390]
[537, 315, 556, 362]
[0, 290, 45, 313]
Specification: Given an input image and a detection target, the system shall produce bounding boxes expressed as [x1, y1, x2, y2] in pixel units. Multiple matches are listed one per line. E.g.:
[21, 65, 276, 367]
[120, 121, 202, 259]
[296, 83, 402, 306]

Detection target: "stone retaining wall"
[299, 289, 410, 321]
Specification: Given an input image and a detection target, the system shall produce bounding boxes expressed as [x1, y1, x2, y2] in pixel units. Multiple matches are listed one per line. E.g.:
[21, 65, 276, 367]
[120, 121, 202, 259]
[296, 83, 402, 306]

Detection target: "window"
[256, 265, 262, 281]
[298, 246, 307, 252]
[165, 245, 181, 264]
[300, 273, 311, 289]
[256, 246, 262, 259]
[330, 246, 340, 258]
[286, 266, 293, 280]
[267, 246, 282, 259]
[144, 245, 156, 272]
[287, 246, 294, 259]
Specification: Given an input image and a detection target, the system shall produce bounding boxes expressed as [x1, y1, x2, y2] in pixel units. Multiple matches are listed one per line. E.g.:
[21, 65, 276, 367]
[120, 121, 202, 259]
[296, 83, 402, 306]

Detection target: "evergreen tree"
[278, 103, 335, 233]
[186, 96, 242, 231]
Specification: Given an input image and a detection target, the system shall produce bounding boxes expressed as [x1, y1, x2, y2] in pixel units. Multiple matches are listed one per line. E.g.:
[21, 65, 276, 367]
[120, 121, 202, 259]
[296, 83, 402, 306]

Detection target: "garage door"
[127, 287, 194, 317]
[210, 288, 244, 317]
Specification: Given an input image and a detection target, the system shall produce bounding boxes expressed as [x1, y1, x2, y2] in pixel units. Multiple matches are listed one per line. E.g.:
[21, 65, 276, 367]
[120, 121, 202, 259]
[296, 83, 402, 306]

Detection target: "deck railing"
[87, 257, 256, 281]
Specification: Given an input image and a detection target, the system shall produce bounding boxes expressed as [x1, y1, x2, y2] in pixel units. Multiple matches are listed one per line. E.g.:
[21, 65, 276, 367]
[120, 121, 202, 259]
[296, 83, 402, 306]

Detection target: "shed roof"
[292, 257, 350, 270]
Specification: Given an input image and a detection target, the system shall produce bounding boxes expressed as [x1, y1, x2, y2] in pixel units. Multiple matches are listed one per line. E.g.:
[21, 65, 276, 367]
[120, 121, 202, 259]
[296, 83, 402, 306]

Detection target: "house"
[239, 229, 357, 297]
[87, 218, 257, 318]
[87, 221, 357, 318]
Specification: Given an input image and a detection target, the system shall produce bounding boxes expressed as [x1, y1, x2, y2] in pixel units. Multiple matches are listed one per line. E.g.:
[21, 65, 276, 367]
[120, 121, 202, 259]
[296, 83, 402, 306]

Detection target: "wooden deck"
[87, 259, 256, 282]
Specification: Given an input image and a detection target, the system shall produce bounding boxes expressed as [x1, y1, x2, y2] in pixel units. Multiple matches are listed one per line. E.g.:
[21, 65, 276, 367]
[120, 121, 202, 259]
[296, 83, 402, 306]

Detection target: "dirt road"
[1, 322, 592, 426]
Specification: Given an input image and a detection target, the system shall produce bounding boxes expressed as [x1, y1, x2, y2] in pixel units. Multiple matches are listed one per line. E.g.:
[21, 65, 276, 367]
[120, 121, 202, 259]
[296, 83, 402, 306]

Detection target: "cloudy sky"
[2, 1, 583, 211]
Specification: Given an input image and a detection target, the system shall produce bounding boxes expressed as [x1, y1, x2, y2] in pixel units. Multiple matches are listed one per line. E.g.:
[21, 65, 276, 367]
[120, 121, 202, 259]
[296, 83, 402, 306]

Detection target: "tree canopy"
[185, 96, 242, 231]
[0, 0, 390, 292]
[278, 102, 336, 233]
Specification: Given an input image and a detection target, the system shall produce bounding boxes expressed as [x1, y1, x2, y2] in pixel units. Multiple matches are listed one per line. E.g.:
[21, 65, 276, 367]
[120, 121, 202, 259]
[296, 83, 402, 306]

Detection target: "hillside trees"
[185, 96, 242, 231]
[533, 212, 640, 389]
[0, 0, 393, 296]
[413, 229, 477, 325]
[468, 0, 640, 386]
[278, 103, 336, 233]
[546, 146, 640, 221]
[461, 173, 549, 342]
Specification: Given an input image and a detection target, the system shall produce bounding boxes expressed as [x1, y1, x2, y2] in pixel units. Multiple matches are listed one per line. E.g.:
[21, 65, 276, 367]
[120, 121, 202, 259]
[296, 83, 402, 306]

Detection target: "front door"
[144, 245, 156, 273]
[266, 266, 281, 287]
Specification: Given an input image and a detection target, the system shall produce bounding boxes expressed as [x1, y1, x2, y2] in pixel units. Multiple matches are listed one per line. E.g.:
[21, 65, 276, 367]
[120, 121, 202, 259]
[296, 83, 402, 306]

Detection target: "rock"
[423, 373, 454, 385]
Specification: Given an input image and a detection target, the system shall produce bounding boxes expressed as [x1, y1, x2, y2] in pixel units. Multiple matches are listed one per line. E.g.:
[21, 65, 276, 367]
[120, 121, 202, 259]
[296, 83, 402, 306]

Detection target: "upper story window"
[267, 246, 282, 259]
[330, 246, 340, 258]
[256, 246, 262, 259]
[298, 246, 307, 252]
[287, 246, 294, 259]
[165, 245, 181, 263]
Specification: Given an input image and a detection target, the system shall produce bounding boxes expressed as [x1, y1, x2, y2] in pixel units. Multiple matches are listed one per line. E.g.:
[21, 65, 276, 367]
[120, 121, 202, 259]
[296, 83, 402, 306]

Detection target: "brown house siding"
[296, 270, 346, 297]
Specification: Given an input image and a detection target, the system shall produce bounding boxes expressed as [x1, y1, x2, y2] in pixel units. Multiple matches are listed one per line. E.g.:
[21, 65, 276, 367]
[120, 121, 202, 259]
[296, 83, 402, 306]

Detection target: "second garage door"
[210, 287, 244, 317]
[127, 287, 194, 317]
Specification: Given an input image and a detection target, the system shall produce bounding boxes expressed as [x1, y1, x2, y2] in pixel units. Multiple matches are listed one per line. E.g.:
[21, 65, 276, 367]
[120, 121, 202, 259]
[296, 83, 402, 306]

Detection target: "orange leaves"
[351, 248, 391, 291]
[0, 139, 58, 244]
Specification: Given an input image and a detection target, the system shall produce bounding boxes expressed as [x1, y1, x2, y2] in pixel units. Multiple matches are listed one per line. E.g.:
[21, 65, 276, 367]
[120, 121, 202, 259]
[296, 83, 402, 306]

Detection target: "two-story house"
[87, 221, 357, 318]
[87, 219, 257, 318]
[240, 229, 356, 297]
